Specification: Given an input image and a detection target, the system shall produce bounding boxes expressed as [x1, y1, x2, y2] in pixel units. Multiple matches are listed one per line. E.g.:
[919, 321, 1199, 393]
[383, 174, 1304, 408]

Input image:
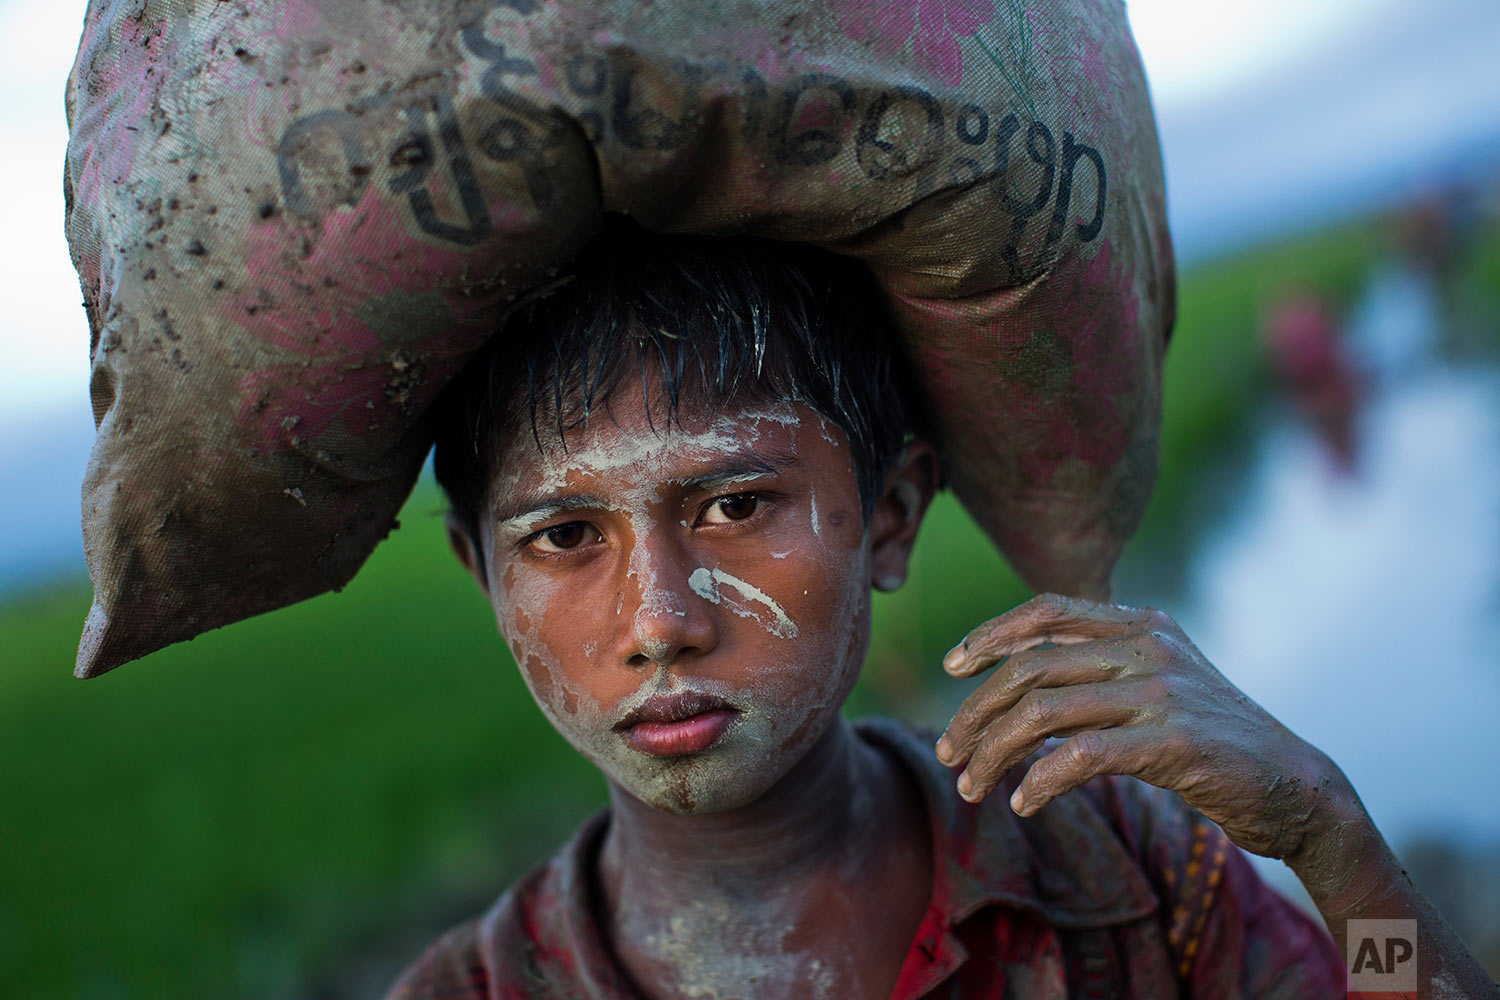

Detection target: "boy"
[389, 220, 1496, 998]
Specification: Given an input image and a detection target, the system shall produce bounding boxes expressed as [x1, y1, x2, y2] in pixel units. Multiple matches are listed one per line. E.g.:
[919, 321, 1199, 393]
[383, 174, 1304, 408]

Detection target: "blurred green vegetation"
[0, 214, 1485, 998]
[1458, 212, 1500, 348]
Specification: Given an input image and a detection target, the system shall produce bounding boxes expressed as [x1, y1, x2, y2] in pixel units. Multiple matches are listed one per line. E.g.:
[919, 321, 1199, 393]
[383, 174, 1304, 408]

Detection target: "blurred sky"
[1, 0, 1499, 582]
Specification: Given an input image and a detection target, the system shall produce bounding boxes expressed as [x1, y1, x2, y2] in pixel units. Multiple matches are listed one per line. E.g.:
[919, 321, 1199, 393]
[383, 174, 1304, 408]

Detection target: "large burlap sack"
[66, 0, 1173, 678]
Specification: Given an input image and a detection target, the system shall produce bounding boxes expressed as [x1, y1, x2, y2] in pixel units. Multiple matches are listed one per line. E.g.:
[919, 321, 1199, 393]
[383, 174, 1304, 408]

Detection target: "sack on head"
[66, 0, 1173, 677]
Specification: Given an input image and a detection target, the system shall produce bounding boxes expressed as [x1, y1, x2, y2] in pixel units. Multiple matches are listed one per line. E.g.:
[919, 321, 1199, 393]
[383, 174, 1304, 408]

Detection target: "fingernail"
[956, 771, 975, 800]
[935, 735, 953, 763]
[943, 642, 967, 673]
[1010, 788, 1027, 815]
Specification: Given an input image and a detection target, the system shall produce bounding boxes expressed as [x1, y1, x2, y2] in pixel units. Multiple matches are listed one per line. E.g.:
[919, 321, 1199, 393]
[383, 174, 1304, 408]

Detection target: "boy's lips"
[615, 692, 740, 757]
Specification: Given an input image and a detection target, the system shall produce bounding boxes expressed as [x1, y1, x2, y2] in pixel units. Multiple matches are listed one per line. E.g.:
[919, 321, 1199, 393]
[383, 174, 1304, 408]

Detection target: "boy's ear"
[869, 440, 940, 593]
[446, 512, 490, 593]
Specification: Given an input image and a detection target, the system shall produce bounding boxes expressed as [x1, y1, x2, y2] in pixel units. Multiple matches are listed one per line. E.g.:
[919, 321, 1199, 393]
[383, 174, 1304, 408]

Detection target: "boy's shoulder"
[383, 718, 1343, 999]
[382, 807, 628, 1000]
[857, 716, 1200, 929]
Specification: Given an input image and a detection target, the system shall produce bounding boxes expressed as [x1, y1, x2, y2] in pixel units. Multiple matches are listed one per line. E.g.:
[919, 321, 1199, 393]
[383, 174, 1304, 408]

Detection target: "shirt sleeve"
[1185, 838, 1348, 999]
[1093, 775, 1347, 999]
[381, 918, 493, 1000]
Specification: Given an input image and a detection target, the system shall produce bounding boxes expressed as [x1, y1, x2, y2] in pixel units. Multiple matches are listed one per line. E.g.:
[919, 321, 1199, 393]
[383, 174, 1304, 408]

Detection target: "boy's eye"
[701, 493, 761, 525]
[529, 522, 600, 554]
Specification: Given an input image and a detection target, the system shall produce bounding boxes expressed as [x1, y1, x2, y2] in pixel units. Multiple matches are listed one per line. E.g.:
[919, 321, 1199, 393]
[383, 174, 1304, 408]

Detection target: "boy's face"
[463, 380, 920, 814]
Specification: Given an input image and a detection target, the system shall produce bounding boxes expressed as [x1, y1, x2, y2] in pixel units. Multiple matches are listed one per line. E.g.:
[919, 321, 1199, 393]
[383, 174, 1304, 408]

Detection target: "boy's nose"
[624, 600, 717, 668]
[617, 535, 717, 669]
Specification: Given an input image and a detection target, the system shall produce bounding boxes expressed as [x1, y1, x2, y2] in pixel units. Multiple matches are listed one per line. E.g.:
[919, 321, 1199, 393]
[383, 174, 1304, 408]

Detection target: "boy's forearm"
[1283, 760, 1500, 998]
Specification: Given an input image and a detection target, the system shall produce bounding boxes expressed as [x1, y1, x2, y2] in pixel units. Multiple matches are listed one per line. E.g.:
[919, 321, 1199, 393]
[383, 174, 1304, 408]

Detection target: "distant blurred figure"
[1263, 295, 1363, 474]
[1397, 184, 1479, 290]
[1387, 182, 1488, 358]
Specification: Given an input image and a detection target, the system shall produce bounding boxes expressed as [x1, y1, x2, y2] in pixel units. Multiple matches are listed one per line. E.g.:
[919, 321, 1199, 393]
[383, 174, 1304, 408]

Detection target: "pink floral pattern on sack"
[1031, 4, 1145, 159]
[230, 188, 493, 456]
[832, 0, 995, 87]
[1006, 238, 1142, 481]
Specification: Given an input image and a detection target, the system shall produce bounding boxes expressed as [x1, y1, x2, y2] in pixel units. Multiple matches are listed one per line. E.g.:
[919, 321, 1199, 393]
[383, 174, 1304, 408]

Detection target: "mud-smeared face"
[476, 388, 873, 814]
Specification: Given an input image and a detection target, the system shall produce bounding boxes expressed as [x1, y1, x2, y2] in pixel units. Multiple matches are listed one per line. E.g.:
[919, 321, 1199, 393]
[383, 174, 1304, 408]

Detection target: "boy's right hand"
[931, 593, 1350, 866]
[933, 592, 1500, 1000]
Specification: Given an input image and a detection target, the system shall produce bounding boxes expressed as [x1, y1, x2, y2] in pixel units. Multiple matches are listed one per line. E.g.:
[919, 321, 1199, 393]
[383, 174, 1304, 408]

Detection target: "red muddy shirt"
[384, 718, 1345, 998]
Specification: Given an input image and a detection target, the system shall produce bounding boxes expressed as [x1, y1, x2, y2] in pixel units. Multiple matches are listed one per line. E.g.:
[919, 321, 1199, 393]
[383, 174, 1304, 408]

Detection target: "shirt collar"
[856, 716, 1160, 929]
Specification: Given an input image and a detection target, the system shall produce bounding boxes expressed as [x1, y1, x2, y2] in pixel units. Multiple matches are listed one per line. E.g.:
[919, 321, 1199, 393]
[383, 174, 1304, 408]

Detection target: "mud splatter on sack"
[65, 0, 1173, 677]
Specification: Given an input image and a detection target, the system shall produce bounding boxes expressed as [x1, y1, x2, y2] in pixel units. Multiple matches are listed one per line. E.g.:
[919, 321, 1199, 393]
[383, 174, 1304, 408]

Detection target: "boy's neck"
[596, 717, 933, 999]
[601, 717, 881, 891]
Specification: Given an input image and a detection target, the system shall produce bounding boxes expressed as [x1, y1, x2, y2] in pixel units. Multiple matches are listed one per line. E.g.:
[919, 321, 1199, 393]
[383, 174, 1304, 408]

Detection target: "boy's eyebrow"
[668, 450, 798, 493]
[495, 493, 611, 530]
[494, 447, 800, 528]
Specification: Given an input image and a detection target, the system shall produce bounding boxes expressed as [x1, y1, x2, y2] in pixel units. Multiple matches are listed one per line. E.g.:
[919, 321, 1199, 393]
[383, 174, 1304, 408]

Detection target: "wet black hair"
[431, 215, 927, 549]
